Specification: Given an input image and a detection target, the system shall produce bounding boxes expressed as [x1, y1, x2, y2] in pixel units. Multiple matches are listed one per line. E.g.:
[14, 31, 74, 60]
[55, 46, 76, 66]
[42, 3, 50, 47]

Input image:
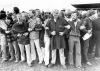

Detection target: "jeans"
[0, 35, 7, 61]
[44, 36, 50, 65]
[51, 48, 65, 65]
[8, 41, 19, 60]
[30, 39, 43, 63]
[68, 36, 81, 67]
[18, 43, 32, 64]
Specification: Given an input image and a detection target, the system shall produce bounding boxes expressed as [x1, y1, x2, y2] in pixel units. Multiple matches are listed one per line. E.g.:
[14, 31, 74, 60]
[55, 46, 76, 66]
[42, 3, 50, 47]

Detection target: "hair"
[7, 13, 14, 26]
[0, 10, 6, 19]
[7, 13, 13, 22]
[13, 7, 20, 14]
[29, 9, 36, 14]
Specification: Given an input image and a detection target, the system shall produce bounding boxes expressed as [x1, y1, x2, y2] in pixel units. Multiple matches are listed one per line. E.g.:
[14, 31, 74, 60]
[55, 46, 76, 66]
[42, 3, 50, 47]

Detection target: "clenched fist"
[59, 32, 64, 36]
[64, 25, 71, 29]
[51, 31, 56, 35]
[28, 28, 32, 31]
[5, 31, 10, 33]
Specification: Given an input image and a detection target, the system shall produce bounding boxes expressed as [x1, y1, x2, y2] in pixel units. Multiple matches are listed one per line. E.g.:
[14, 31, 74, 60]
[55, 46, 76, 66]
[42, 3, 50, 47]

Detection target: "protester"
[12, 13, 32, 66]
[28, 10, 43, 64]
[0, 7, 100, 69]
[90, 9, 100, 59]
[68, 12, 83, 68]
[0, 10, 7, 63]
[80, 11, 92, 65]
[46, 9, 69, 69]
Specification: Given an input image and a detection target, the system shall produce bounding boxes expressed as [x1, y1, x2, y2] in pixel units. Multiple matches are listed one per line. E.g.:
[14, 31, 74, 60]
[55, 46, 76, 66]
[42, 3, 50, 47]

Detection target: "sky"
[0, 0, 100, 12]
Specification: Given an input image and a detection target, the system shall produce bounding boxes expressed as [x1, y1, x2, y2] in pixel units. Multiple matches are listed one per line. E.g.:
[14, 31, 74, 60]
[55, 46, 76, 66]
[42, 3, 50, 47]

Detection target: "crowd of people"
[0, 7, 100, 69]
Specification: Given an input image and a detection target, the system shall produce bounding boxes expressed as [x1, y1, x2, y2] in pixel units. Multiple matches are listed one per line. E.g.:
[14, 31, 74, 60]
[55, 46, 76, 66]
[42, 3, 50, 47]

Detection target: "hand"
[42, 24, 45, 27]
[51, 31, 56, 35]
[64, 25, 71, 29]
[59, 32, 64, 36]
[28, 28, 32, 31]
[88, 30, 92, 34]
[5, 31, 10, 33]
[17, 34, 21, 37]
[80, 26, 86, 30]
[23, 33, 28, 36]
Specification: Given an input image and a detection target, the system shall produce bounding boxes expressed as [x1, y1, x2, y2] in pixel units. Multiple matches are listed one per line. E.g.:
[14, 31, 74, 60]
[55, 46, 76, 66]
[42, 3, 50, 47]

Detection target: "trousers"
[8, 41, 19, 60]
[30, 39, 43, 62]
[0, 35, 7, 60]
[51, 48, 65, 65]
[68, 36, 81, 67]
[18, 43, 32, 64]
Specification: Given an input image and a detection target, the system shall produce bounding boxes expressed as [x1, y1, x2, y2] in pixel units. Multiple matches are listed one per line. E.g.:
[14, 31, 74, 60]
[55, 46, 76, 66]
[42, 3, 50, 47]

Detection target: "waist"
[69, 35, 80, 37]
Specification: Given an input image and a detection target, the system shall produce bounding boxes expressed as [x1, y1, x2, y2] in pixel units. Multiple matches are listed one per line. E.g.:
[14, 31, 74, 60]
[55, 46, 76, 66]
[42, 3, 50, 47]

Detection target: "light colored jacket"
[0, 20, 7, 36]
[29, 17, 41, 40]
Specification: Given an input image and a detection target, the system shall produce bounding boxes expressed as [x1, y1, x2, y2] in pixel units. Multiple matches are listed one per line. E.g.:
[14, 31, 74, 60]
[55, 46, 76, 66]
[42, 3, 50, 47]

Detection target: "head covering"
[0, 10, 6, 19]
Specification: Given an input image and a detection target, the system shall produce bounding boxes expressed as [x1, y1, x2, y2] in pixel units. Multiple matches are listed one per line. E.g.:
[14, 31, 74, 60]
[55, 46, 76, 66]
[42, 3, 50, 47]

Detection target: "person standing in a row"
[90, 9, 100, 59]
[0, 10, 7, 63]
[68, 12, 83, 68]
[46, 10, 69, 68]
[28, 10, 43, 64]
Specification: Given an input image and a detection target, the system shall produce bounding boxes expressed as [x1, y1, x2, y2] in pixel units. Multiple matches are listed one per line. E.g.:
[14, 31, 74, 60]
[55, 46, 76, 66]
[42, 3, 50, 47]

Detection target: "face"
[35, 10, 41, 16]
[71, 13, 77, 20]
[6, 19, 11, 25]
[28, 11, 34, 18]
[17, 14, 23, 24]
[12, 15, 17, 21]
[21, 13, 26, 20]
[53, 11, 59, 19]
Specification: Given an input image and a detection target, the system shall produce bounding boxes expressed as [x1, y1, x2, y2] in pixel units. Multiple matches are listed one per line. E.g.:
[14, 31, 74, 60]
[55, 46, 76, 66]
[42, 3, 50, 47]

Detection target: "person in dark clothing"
[80, 12, 92, 65]
[90, 9, 100, 59]
[0, 10, 7, 63]
[46, 10, 69, 69]
[12, 14, 32, 66]
[68, 12, 83, 68]
[5, 13, 20, 62]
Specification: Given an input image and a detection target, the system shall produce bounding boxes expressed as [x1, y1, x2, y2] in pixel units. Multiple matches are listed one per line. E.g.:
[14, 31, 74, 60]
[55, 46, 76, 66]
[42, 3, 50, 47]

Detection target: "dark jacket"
[6, 21, 15, 42]
[46, 17, 69, 50]
[12, 21, 30, 45]
[92, 18, 100, 42]
[68, 19, 82, 37]
[80, 17, 92, 37]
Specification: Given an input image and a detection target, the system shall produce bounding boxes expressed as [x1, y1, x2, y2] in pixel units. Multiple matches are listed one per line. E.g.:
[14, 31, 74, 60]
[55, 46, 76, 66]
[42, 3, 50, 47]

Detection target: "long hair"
[13, 7, 20, 14]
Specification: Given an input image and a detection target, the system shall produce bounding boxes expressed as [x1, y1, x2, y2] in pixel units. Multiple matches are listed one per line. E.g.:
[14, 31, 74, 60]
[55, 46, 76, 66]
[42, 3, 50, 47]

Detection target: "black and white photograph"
[0, 0, 100, 71]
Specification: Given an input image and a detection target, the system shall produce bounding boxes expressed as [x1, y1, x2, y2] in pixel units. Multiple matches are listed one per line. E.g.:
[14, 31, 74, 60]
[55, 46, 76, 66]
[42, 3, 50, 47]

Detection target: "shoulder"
[58, 17, 65, 21]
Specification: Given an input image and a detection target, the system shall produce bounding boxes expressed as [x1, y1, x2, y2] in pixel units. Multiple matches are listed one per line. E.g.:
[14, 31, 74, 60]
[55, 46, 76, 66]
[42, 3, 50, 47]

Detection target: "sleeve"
[0, 27, 6, 34]
[63, 19, 70, 34]
[11, 24, 18, 39]
[45, 20, 51, 36]
[34, 18, 43, 31]
[37, 18, 42, 24]
[81, 18, 92, 33]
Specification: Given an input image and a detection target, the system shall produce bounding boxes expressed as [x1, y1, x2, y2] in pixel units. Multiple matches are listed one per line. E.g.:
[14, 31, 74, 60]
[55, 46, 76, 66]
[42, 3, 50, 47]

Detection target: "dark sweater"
[12, 21, 30, 45]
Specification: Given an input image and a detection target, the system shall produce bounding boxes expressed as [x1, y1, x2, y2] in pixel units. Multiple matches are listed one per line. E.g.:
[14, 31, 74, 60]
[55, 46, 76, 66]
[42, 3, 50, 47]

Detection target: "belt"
[70, 35, 80, 37]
